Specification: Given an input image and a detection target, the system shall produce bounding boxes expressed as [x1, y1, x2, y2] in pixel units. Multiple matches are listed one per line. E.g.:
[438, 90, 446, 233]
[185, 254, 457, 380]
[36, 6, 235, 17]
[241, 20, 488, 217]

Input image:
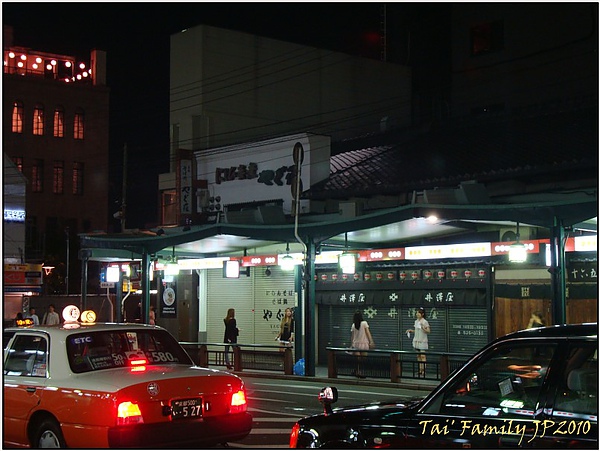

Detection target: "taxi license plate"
[171, 398, 202, 419]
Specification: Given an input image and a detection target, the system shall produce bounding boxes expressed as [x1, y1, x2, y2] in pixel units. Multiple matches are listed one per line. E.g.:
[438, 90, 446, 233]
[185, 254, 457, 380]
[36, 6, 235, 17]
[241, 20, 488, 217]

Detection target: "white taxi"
[3, 305, 252, 448]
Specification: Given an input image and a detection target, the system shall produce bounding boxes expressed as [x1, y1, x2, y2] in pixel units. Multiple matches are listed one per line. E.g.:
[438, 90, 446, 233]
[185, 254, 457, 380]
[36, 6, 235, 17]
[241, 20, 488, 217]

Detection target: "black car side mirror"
[318, 386, 338, 415]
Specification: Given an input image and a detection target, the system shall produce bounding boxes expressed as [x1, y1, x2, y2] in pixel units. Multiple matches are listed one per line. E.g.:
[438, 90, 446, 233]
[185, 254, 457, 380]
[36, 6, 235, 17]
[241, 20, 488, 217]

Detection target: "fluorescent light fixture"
[280, 243, 295, 271]
[223, 260, 240, 278]
[339, 252, 356, 274]
[509, 222, 527, 263]
[106, 266, 120, 283]
[164, 263, 180, 275]
[280, 254, 295, 271]
[509, 242, 527, 263]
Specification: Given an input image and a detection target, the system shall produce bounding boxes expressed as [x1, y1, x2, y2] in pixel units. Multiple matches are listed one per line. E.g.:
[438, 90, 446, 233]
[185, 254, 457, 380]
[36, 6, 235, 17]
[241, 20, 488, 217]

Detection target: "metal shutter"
[206, 266, 295, 345]
[253, 265, 296, 344]
[206, 268, 254, 343]
[447, 308, 488, 354]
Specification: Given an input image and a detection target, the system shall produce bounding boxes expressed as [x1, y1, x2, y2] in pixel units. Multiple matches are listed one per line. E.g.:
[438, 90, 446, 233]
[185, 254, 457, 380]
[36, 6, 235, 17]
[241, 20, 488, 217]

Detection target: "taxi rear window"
[66, 329, 193, 373]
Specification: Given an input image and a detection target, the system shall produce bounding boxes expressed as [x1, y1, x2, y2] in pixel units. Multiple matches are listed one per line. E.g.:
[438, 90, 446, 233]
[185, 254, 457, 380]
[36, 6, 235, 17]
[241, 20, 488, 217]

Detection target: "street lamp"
[280, 243, 295, 271]
[509, 222, 527, 263]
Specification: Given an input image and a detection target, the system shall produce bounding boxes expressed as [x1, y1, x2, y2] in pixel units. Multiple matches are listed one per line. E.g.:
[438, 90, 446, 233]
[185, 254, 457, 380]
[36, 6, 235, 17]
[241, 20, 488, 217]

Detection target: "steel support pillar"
[142, 251, 151, 324]
[550, 217, 567, 325]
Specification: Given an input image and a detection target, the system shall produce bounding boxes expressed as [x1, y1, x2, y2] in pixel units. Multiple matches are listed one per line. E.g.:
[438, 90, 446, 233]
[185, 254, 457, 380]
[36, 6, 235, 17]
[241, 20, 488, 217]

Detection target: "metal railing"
[326, 347, 472, 383]
[178, 342, 471, 383]
[179, 342, 294, 375]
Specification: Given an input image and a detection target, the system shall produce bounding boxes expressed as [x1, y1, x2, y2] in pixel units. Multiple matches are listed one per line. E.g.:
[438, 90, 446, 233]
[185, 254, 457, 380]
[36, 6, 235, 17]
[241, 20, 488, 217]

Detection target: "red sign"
[3, 264, 43, 286]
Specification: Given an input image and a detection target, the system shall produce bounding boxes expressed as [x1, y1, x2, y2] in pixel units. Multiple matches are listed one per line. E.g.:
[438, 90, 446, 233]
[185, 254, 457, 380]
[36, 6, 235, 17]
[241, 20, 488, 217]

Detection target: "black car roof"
[500, 323, 598, 341]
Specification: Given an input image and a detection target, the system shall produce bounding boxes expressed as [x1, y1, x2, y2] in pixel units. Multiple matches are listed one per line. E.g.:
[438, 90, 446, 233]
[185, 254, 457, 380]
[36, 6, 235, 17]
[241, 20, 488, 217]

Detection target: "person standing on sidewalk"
[406, 307, 430, 377]
[42, 304, 60, 326]
[27, 308, 40, 325]
[351, 310, 375, 378]
[223, 308, 239, 370]
[276, 307, 295, 350]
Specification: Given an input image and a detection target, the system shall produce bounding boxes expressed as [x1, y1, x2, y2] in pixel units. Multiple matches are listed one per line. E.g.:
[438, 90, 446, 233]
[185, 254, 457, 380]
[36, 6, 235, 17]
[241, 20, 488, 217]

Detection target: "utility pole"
[65, 227, 70, 295]
[121, 143, 127, 232]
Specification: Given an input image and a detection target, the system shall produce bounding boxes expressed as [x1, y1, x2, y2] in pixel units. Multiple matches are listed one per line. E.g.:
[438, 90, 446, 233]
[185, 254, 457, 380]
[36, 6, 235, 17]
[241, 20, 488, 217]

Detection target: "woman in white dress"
[406, 307, 430, 377]
[351, 310, 375, 378]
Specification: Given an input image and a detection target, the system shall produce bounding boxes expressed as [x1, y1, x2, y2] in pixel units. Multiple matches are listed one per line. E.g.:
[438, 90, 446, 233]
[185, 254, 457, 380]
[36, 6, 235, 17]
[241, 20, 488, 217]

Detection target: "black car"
[290, 323, 598, 448]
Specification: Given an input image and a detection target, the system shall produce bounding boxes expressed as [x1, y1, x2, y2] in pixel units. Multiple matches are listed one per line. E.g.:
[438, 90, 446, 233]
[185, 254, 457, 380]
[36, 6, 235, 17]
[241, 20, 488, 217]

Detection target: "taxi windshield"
[66, 329, 193, 373]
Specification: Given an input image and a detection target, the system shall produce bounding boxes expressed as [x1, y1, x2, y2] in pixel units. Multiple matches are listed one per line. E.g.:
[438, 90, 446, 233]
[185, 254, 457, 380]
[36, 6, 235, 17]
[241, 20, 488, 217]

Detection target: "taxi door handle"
[26, 387, 37, 393]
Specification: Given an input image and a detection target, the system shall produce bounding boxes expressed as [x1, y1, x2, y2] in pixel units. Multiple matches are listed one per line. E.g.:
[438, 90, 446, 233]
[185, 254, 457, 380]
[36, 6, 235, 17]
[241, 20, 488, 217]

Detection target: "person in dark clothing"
[223, 308, 239, 370]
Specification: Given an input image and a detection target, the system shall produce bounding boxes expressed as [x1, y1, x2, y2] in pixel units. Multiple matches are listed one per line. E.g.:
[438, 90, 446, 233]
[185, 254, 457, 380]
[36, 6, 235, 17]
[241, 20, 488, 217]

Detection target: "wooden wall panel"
[566, 299, 598, 324]
[494, 298, 551, 339]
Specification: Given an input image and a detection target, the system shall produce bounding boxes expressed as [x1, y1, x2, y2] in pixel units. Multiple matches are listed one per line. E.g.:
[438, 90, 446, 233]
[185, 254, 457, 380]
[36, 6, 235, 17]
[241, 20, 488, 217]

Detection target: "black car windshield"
[67, 329, 194, 373]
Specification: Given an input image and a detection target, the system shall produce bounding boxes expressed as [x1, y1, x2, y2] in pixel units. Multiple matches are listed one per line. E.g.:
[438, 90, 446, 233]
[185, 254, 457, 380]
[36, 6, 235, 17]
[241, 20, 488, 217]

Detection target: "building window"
[53, 107, 64, 137]
[53, 160, 64, 194]
[72, 162, 84, 195]
[12, 101, 24, 133]
[471, 21, 504, 56]
[33, 104, 45, 136]
[32, 159, 43, 193]
[161, 189, 177, 225]
[74, 109, 84, 140]
[12, 156, 23, 172]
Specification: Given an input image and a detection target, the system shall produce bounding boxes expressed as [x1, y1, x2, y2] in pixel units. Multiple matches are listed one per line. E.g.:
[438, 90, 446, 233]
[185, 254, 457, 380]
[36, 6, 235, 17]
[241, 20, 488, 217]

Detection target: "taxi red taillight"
[128, 357, 148, 372]
[117, 401, 144, 425]
[230, 389, 247, 413]
[290, 423, 300, 448]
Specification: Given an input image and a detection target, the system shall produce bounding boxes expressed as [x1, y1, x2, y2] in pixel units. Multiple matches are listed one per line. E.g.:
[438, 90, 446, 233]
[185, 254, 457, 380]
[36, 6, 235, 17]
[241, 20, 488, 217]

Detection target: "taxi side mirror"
[318, 386, 338, 415]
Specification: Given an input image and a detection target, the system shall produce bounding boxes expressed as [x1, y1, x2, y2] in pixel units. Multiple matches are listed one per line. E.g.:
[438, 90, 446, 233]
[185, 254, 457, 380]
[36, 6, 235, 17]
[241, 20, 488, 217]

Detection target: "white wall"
[195, 133, 330, 215]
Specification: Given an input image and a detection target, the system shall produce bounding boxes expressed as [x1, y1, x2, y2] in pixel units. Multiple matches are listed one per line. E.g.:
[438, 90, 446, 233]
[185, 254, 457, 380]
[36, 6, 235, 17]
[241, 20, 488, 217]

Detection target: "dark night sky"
[2, 2, 450, 229]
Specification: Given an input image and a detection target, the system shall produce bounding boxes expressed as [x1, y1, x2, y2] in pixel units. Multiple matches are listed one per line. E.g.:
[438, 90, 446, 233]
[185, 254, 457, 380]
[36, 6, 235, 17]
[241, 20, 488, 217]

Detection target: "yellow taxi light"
[80, 310, 97, 323]
[117, 401, 144, 425]
[16, 318, 34, 327]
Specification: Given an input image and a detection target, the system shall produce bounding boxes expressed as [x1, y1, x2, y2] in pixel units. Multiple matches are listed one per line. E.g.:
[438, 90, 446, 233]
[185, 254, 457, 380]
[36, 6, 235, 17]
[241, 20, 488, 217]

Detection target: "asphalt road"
[221, 375, 434, 448]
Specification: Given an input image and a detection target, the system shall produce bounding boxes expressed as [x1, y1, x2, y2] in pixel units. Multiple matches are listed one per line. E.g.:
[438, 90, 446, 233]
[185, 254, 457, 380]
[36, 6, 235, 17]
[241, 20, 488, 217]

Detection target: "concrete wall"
[170, 25, 412, 152]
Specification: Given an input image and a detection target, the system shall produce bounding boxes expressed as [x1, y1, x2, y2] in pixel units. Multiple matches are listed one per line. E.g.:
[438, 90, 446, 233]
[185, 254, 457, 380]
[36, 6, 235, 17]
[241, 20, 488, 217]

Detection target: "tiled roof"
[306, 106, 598, 199]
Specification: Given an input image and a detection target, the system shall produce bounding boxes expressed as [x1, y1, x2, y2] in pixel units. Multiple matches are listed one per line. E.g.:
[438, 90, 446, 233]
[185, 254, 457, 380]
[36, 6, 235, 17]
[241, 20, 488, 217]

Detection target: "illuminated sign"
[574, 235, 597, 252]
[405, 242, 492, 260]
[4, 209, 25, 222]
[180, 159, 192, 214]
[3, 264, 43, 285]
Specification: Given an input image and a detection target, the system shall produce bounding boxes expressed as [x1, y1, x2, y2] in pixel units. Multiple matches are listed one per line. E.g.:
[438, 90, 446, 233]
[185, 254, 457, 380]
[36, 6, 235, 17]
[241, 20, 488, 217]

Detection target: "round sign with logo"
[63, 305, 81, 322]
[163, 287, 176, 306]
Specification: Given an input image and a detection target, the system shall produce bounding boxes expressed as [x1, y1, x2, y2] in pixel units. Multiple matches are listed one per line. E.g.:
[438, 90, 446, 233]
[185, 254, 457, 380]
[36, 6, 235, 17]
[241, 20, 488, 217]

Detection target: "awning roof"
[80, 197, 597, 262]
